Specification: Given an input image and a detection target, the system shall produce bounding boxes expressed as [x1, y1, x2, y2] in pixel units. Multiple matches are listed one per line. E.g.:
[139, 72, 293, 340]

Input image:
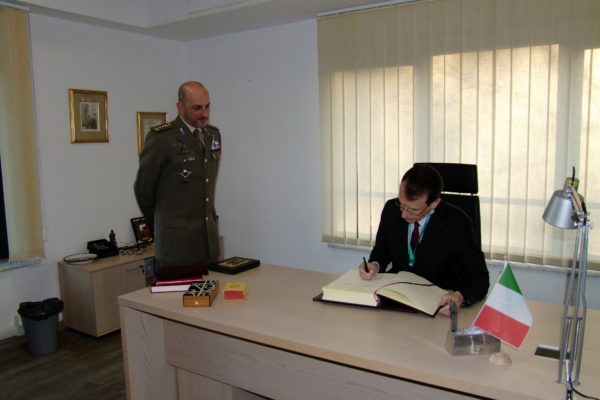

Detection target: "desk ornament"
[223, 282, 246, 299]
[444, 300, 501, 357]
[183, 280, 219, 307]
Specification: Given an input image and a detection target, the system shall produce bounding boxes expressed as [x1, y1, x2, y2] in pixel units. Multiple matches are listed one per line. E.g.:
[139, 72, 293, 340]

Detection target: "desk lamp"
[542, 168, 592, 396]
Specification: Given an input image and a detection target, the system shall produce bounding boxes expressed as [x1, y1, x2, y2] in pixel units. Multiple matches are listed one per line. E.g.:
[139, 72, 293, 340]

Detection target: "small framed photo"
[137, 111, 167, 154]
[131, 217, 153, 245]
[69, 89, 108, 143]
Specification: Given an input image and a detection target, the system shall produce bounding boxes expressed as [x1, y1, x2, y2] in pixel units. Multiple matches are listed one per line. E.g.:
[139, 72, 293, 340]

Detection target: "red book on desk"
[150, 275, 204, 293]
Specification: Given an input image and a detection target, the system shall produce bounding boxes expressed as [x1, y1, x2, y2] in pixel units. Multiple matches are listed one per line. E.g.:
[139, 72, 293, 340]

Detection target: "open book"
[321, 269, 447, 316]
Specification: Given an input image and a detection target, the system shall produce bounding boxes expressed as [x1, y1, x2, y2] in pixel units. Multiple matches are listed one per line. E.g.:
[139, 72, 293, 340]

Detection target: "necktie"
[192, 128, 204, 149]
[411, 222, 420, 250]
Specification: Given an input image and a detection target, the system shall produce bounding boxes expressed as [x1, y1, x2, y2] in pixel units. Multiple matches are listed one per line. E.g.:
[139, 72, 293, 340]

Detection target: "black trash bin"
[17, 298, 64, 356]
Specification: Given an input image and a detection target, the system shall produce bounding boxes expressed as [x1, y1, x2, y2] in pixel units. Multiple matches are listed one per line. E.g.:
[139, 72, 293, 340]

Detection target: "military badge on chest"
[210, 136, 221, 160]
[173, 142, 197, 182]
[178, 169, 192, 182]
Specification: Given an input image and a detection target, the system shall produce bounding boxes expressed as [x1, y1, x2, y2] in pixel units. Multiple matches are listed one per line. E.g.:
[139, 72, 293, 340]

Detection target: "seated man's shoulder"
[382, 198, 400, 213]
[438, 201, 471, 223]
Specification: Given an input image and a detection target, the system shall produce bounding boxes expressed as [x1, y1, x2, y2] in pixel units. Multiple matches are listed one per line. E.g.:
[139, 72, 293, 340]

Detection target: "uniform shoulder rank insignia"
[151, 122, 172, 133]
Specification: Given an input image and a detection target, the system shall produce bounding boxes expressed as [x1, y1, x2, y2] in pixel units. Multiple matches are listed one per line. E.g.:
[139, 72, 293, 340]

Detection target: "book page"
[321, 269, 383, 306]
[322, 269, 447, 315]
[376, 271, 446, 315]
[322, 270, 434, 307]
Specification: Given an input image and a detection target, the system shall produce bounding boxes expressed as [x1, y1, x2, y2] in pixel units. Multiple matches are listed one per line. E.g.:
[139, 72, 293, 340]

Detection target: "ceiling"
[7, 0, 411, 41]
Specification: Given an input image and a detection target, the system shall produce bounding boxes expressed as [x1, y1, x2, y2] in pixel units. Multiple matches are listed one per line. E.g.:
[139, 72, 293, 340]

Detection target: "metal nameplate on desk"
[444, 300, 500, 356]
[445, 326, 501, 356]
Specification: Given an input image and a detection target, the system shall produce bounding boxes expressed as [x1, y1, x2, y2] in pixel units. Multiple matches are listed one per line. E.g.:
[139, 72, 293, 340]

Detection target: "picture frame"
[136, 111, 167, 154]
[131, 217, 153, 245]
[69, 89, 108, 143]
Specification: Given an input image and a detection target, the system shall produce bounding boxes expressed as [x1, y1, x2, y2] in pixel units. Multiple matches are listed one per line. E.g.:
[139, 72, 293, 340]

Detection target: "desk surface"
[119, 263, 600, 400]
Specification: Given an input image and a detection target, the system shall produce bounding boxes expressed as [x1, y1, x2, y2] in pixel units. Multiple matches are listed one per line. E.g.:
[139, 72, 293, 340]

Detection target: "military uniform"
[134, 116, 221, 270]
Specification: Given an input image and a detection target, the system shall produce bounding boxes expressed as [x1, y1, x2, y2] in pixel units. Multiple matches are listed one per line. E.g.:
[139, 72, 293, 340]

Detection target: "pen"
[449, 300, 457, 331]
[362, 257, 369, 274]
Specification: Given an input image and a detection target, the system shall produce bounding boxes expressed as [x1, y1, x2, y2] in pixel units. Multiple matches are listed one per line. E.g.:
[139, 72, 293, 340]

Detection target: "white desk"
[118, 264, 600, 400]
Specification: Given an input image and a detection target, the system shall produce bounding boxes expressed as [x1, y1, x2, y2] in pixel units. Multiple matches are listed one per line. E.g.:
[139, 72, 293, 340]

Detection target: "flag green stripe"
[498, 265, 522, 294]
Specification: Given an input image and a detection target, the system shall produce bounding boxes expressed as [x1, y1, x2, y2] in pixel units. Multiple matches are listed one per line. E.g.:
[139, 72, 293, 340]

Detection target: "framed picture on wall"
[69, 89, 108, 143]
[136, 111, 167, 154]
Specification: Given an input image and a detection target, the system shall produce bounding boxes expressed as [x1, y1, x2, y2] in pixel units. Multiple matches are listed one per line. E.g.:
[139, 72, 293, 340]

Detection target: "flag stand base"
[444, 327, 501, 356]
[489, 351, 511, 366]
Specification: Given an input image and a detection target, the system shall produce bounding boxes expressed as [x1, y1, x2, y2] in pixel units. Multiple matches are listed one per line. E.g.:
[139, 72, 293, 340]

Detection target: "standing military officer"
[134, 81, 221, 279]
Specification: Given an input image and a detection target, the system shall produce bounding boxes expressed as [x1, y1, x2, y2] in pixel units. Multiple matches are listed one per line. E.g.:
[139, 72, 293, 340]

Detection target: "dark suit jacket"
[369, 199, 489, 305]
[134, 116, 221, 266]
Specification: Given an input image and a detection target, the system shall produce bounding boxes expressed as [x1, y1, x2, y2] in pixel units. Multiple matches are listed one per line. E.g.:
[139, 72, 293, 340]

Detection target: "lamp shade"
[543, 189, 577, 229]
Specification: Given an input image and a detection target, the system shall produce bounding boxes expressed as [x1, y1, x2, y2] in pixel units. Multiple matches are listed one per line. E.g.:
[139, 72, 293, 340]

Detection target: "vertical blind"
[319, 0, 600, 269]
[0, 6, 44, 261]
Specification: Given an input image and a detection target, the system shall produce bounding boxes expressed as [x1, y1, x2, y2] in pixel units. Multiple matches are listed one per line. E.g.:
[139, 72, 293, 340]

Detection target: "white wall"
[0, 13, 185, 339]
[1, 15, 598, 340]
[185, 20, 364, 273]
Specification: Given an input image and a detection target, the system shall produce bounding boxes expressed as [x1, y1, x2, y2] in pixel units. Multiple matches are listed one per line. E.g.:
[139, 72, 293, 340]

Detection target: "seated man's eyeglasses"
[394, 199, 428, 216]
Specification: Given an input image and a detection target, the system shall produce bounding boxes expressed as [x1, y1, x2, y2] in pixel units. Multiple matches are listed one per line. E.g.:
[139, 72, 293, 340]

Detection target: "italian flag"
[473, 263, 533, 349]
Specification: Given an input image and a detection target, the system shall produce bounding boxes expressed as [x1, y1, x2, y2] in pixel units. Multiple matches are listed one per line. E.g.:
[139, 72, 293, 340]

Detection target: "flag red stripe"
[474, 305, 530, 348]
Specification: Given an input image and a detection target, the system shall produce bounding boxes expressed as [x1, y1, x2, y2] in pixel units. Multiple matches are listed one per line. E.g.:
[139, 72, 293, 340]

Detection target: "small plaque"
[208, 257, 260, 275]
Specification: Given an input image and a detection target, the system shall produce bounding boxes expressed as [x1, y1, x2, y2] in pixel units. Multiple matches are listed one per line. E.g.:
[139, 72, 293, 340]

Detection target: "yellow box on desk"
[183, 280, 219, 307]
[224, 282, 246, 299]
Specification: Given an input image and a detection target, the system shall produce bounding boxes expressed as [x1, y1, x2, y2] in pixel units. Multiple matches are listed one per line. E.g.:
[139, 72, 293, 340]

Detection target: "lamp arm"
[557, 222, 581, 383]
[572, 222, 590, 384]
[570, 187, 585, 224]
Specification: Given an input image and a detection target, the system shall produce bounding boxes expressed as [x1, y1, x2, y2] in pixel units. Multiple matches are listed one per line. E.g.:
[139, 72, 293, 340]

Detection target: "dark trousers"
[154, 259, 209, 280]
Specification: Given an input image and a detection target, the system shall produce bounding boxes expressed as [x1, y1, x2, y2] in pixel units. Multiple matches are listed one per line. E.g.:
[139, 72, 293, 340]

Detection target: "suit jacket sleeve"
[445, 212, 489, 305]
[133, 131, 169, 224]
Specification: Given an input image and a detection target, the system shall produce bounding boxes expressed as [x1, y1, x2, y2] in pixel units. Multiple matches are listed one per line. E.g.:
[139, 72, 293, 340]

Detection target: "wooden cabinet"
[58, 247, 154, 337]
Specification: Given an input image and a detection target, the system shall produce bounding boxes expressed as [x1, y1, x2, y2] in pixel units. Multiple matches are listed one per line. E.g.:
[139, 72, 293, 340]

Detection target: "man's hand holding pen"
[358, 257, 463, 318]
[359, 257, 378, 281]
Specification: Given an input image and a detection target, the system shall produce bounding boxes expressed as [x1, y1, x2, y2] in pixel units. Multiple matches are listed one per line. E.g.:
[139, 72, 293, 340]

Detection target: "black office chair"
[414, 162, 481, 249]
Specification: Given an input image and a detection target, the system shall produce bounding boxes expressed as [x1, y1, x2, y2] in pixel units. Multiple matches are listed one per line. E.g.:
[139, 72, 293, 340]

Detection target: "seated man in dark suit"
[361, 164, 489, 317]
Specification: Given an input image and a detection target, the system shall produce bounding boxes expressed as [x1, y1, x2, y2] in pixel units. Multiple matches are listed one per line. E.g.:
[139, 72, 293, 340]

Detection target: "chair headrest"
[414, 163, 478, 194]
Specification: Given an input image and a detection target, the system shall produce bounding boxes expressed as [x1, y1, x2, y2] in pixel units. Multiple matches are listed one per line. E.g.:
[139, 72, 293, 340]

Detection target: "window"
[0, 159, 8, 260]
[0, 6, 44, 265]
[319, 0, 600, 269]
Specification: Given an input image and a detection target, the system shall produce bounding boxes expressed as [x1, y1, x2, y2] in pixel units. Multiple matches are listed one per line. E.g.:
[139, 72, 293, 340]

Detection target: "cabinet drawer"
[93, 260, 146, 335]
